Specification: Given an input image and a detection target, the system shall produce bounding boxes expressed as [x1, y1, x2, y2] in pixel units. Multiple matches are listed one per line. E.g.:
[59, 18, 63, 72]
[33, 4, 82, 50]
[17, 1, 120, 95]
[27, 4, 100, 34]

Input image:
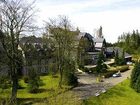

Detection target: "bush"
[78, 64, 84, 70]
[131, 62, 140, 91]
[135, 75, 140, 92]
[23, 76, 29, 83]
[82, 67, 96, 74]
[108, 65, 129, 72]
[63, 58, 78, 87]
[48, 63, 57, 76]
[0, 76, 11, 89]
[102, 71, 116, 78]
[67, 73, 78, 87]
[101, 65, 129, 78]
[119, 66, 129, 72]
[27, 68, 41, 93]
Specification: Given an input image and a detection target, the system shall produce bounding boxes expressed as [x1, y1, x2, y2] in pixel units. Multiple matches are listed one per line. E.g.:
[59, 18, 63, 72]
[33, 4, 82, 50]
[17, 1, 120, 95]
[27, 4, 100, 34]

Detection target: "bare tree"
[45, 16, 79, 88]
[0, 0, 36, 104]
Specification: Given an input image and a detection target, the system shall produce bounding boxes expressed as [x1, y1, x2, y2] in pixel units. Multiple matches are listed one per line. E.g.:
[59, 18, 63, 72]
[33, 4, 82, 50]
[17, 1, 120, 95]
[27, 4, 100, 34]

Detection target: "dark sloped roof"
[20, 36, 42, 44]
[84, 33, 93, 42]
[106, 47, 132, 58]
[77, 32, 93, 42]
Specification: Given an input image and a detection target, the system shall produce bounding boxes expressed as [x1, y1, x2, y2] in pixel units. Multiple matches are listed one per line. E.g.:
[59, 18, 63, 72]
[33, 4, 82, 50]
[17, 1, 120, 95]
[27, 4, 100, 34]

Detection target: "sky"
[35, 0, 140, 43]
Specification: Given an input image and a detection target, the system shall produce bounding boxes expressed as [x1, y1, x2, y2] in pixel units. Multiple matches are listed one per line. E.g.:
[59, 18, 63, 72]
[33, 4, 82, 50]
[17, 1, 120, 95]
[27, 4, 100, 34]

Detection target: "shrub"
[82, 67, 96, 74]
[108, 65, 129, 72]
[102, 71, 116, 78]
[63, 58, 78, 87]
[131, 62, 140, 91]
[48, 63, 57, 76]
[23, 76, 29, 83]
[66, 73, 78, 87]
[119, 66, 129, 72]
[79, 64, 84, 70]
[135, 75, 140, 92]
[27, 68, 41, 93]
[0, 76, 11, 89]
[18, 82, 24, 89]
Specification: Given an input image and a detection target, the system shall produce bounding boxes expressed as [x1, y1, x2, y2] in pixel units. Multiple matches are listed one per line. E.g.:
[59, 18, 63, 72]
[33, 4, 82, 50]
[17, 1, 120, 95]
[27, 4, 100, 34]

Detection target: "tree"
[45, 15, 78, 88]
[115, 49, 125, 66]
[28, 67, 41, 93]
[117, 30, 140, 54]
[96, 51, 106, 73]
[119, 49, 126, 65]
[115, 50, 119, 65]
[130, 61, 140, 92]
[63, 58, 78, 86]
[0, 0, 36, 103]
[77, 37, 89, 67]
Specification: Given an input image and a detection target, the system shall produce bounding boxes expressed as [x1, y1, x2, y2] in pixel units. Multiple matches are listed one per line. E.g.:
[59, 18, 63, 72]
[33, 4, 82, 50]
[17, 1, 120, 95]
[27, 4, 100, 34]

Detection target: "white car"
[113, 72, 121, 77]
[127, 62, 132, 65]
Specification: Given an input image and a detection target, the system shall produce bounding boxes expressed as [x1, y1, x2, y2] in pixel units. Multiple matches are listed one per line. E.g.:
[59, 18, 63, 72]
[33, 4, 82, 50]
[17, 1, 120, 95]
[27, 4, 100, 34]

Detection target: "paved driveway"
[73, 66, 133, 99]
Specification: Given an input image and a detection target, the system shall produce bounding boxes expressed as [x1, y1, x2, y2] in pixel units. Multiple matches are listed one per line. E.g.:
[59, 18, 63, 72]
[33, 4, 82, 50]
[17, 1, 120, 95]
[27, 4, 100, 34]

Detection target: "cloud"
[35, 0, 140, 43]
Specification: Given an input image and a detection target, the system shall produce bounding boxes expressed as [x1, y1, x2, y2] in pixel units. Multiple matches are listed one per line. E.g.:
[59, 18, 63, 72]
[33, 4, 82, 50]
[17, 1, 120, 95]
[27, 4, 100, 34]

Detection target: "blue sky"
[35, 0, 140, 43]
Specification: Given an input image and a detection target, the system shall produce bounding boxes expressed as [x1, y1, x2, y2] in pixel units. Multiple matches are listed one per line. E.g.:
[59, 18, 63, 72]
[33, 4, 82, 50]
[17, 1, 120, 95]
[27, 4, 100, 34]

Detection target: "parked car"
[127, 61, 132, 65]
[113, 71, 121, 77]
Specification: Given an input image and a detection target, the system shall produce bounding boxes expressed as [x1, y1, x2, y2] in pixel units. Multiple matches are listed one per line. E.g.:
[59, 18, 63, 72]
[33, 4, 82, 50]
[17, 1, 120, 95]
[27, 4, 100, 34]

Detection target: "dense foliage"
[46, 16, 79, 87]
[117, 30, 140, 54]
[96, 51, 107, 73]
[115, 49, 125, 65]
[63, 58, 78, 86]
[27, 68, 42, 93]
[131, 61, 140, 92]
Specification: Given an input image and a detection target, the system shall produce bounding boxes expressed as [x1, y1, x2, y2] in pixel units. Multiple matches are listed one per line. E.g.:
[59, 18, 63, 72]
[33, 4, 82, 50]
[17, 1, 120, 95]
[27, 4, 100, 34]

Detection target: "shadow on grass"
[29, 88, 55, 94]
[17, 98, 49, 105]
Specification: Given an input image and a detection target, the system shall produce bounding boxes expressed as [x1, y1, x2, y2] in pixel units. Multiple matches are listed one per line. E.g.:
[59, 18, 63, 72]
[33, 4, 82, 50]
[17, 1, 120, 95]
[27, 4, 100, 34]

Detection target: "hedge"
[103, 65, 129, 78]
[108, 65, 129, 72]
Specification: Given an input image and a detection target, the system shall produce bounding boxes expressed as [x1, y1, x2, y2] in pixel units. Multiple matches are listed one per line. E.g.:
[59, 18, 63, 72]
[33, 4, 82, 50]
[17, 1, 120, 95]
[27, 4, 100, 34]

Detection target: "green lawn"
[2, 76, 140, 105]
[84, 79, 140, 105]
[0, 75, 70, 99]
[0, 75, 82, 105]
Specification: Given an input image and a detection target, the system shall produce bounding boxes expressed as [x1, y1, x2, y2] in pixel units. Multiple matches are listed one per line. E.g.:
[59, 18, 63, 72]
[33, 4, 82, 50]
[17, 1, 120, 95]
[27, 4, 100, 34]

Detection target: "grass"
[0, 75, 70, 99]
[84, 79, 140, 105]
[0, 75, 82, 105]
[29, 91, 82, 105]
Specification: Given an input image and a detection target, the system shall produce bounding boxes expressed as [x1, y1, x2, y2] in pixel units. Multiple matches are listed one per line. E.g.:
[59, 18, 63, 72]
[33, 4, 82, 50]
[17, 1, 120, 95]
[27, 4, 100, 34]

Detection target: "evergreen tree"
[119, 49, 126, 65]
[117, 30, 140, 54]
[115, 50, 119, 65]
[96, 51, 106, 73]
[63, 58, 78, 86]
[131, 61, 140, 91]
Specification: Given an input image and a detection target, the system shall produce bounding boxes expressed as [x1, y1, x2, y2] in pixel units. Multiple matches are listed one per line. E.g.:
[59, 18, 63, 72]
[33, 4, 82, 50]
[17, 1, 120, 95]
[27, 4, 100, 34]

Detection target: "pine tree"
[115, 50, 119, 65]
[96, 51, 105, 73]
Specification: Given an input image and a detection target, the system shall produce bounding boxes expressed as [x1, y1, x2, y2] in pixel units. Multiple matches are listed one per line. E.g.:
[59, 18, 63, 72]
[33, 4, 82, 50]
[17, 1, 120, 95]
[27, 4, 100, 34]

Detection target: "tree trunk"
[59, 68, 63, 88]
[10, 78, 18, 104]
[10, 51, 18, 105]
[10, 70, 18, 105]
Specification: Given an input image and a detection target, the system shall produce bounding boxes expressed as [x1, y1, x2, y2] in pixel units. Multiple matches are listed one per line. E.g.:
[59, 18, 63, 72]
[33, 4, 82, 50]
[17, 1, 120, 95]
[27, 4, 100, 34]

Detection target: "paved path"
[105, 68, 132, 86]
[73, 66, 133, 99]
